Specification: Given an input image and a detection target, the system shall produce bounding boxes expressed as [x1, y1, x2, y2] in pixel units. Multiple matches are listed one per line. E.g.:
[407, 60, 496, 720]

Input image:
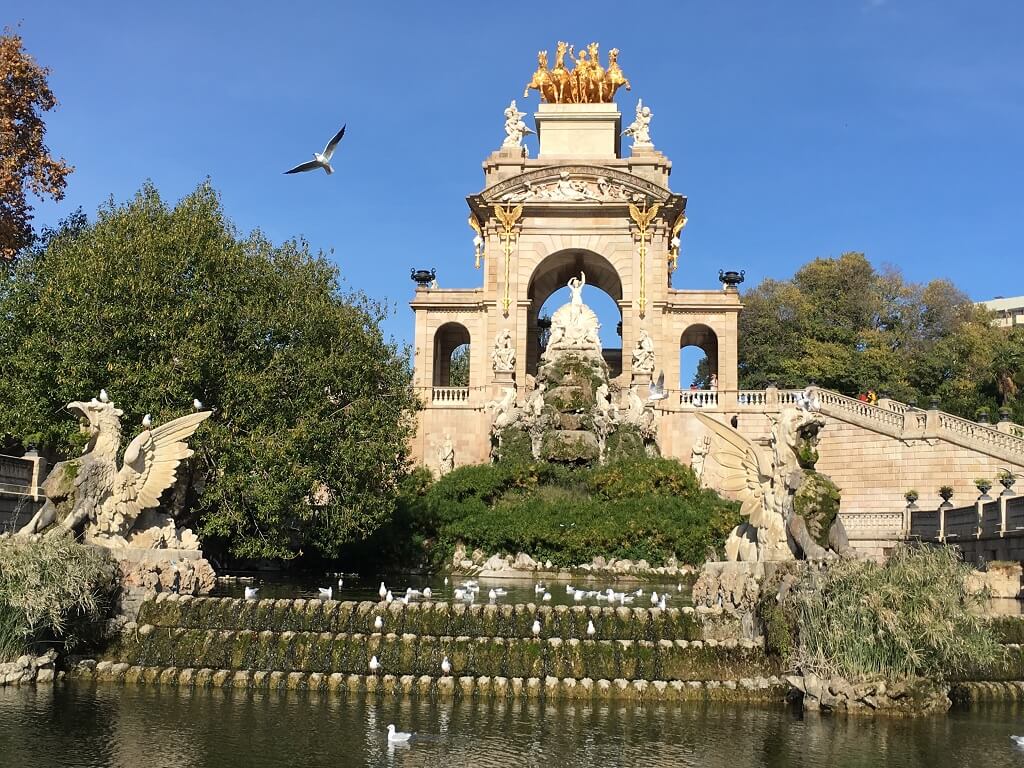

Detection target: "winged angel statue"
[696, 406, 854, 562]
[19, 395, 211, 548]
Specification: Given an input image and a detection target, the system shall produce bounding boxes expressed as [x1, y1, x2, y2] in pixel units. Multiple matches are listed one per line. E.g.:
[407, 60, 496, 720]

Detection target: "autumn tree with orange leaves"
[0, 29, 72, 260]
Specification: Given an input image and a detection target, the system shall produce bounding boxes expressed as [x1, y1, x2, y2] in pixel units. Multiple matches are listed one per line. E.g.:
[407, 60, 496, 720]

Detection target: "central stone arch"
[526, 249, 624, 377]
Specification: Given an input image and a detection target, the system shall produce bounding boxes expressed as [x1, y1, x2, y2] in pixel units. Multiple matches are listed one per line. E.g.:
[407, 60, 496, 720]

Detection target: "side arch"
[432, 322, 471, 386]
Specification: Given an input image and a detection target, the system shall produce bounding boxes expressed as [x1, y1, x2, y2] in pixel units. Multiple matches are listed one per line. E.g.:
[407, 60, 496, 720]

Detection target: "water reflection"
[2, 683, 1024, 768]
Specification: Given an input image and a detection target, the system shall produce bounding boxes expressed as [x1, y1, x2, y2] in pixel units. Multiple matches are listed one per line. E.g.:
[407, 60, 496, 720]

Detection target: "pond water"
[2, 683, 1023, 768]
[213, 573, 694, 609]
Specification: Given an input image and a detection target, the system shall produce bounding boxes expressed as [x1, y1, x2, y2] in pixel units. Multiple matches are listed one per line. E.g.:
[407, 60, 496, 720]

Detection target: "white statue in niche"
[632, 328, 655, 374]
[491, 328, 516, 372]
[438, 434, 455, 476]
[623, 98, 654, 147]
[502, 100, 534, 148]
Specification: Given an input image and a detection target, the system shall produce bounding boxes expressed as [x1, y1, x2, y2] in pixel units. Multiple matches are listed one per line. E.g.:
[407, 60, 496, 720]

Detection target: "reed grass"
[790, 545, 1002, 682]
[0, 534, 116, 661]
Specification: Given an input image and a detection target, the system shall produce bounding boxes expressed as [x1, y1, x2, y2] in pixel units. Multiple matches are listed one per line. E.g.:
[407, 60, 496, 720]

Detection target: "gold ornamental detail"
[524, 42, 630, 104]
[493, 203, 523, 316]
[467, 213, 484, 269]
[668, 212, 687, 273]
[629, 199, 661, 318]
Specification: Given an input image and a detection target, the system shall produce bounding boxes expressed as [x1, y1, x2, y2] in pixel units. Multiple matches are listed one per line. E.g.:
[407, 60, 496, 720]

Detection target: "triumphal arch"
[411, 43, 741, 470]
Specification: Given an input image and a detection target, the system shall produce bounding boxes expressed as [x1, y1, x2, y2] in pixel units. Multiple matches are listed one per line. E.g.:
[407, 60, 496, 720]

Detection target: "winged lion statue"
[696, 403, 855, 562]
[19, 394, 211, 548]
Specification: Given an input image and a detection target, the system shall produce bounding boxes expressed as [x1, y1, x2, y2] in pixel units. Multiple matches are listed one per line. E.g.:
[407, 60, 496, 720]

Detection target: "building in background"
[978, 296, 1024, 328]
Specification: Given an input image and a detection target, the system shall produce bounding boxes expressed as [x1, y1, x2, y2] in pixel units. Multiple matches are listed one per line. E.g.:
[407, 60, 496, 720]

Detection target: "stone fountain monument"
[486, 273, 658, 464]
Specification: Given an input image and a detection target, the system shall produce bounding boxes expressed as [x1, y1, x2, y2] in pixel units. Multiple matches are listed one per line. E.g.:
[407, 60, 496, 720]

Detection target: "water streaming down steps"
[68, 595, 1024, 702]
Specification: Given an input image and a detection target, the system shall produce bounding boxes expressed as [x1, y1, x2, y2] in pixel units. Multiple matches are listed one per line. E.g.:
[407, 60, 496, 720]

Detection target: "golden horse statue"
[524, 42, 630, 104]
[524, 50, 556, 102]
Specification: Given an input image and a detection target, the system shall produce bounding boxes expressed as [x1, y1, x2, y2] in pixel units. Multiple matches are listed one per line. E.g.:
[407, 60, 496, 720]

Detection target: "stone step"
[106, 626, 772, 682]
[138, 595, 709, 641]
[69, 661, 790, 702]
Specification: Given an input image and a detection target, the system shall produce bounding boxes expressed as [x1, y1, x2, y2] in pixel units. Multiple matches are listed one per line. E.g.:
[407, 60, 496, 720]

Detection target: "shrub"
[788, 545, 1001, 682]
[0, 534, 117, 661]
[393, 456, 741, 569]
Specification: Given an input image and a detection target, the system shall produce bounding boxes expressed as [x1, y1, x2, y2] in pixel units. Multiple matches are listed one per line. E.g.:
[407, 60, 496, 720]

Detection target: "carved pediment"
[475, 166, 677, 207]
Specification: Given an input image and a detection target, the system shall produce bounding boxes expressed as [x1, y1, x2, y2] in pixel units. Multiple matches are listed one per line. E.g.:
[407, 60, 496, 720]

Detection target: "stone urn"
[1000, 472, 1017, 497]
[938, 486, 954, 509]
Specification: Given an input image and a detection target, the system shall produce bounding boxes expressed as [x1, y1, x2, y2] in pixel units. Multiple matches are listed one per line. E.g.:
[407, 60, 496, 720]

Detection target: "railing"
[909, 509, 939, 539]
[936, 411, 1024, 458]
[813, 389, 906, 432]
[841, 512, 904, 540]
[943, 506, 980, 541]
[431, 387, 472, 405]
[736, 390, 768, 407]
[678, 390, 718, 408]
[909, 494, 1024, 542]
[981, 500, 1001, 538]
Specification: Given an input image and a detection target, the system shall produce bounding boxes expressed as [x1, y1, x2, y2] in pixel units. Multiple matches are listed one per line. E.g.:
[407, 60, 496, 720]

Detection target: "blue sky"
[7, 1, 1024, 352]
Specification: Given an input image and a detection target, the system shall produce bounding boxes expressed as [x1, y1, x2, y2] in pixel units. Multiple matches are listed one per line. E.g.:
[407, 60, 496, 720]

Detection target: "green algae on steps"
[69, 662, 791, 702]
[137, 595, 706, 642]
[105, 627, 775, 682]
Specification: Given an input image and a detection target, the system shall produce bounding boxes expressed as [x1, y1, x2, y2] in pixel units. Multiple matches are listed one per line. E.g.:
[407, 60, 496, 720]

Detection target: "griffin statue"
[19, 394, 211, 548]
[696, 398, 855, 562]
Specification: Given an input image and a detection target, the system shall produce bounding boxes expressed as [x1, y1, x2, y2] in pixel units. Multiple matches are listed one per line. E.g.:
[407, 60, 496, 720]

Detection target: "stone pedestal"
[490, 370, 516, 400]
[535, 103, 621, 159]
[631, 371, 652, 389]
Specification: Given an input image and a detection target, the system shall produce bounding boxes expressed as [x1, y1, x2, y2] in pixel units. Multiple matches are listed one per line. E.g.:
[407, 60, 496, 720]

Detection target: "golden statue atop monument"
[524, 42, 631, 104]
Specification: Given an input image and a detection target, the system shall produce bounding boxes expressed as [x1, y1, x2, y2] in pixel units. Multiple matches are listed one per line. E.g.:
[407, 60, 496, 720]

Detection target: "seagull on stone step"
[648, 370, 668, 401]
[318, 587, 332, 599]
[658, 595, 667, 610]
[379, 581, 388, 600]
[337, 576, 344, 588]
[488, 588, 498, 601]
[374, 615, 383, 631]
[387, 724, 412, 744]
[444, 577, 449, 586]
[586, 619, 596, 637]
[441, 655, 452, 675]
[369, 655, 380, 673]
[385, 590, 394, 604]
[99, 388, 110, 403]
[532, 618, 542, 636]
[422, 587, 432, 599]
[285, 124, 347, 175]
[650, 591, 659, 606]
[142, 413, 152, 428]
[244, 586, 258, 600]
[677, 583, 683, 592]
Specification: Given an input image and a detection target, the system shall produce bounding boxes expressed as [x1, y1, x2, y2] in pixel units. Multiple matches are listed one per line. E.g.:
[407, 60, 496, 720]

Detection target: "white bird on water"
[542, 592, 552, 602]
[488, 589, 498, 601]
[532, 619, 541, 637]
[566, 584, 576, 594]
[534, 583, 546, 595]
[285, 124, 347, 175]
[142, 413, 152, 428]
[454, 588, 466, 600]
[586, 619, 596, 637]
[650, 591, 659, 606]
[422, 587, 432, 599]
[379, 582, 388, 600]
[374, 615, 383, 631]
[573, 590, 584, 602]
[318, 587, 332, 600]
[337, 576, 344, 588]
[441, 655, 452, 675]
[386, 724, 412, 744]
[658, 595, 667, 610]
[1012, 735, 1024, 747]
[244, 586, 258, 600]
[369, 655, 380, 673]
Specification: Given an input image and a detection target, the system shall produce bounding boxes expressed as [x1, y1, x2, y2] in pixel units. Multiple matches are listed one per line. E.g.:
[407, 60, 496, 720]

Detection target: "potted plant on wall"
[975, 477, 993, 500]
[998, 469, 1017, 496]
[904, 489, 919, 509]
[938, 485, 954, 509]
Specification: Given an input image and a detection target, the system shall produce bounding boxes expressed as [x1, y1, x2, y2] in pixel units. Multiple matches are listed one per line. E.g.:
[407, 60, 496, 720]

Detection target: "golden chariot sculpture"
[524, 42, 631, 104]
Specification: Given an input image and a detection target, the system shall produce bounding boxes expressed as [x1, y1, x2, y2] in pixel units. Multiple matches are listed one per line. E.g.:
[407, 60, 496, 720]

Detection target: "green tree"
[737, 252, 1024, 420]
[448, 344, 470, 387]
[0, 181, 419, 560]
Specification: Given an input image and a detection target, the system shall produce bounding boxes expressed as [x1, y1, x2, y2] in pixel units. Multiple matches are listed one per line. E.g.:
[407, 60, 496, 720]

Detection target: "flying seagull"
[284, 124, 346, 175]
[648, 370, 668, 401]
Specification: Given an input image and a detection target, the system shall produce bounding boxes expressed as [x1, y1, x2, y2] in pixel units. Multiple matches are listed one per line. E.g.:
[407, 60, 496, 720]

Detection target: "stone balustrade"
[429, 386, 474, 406]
